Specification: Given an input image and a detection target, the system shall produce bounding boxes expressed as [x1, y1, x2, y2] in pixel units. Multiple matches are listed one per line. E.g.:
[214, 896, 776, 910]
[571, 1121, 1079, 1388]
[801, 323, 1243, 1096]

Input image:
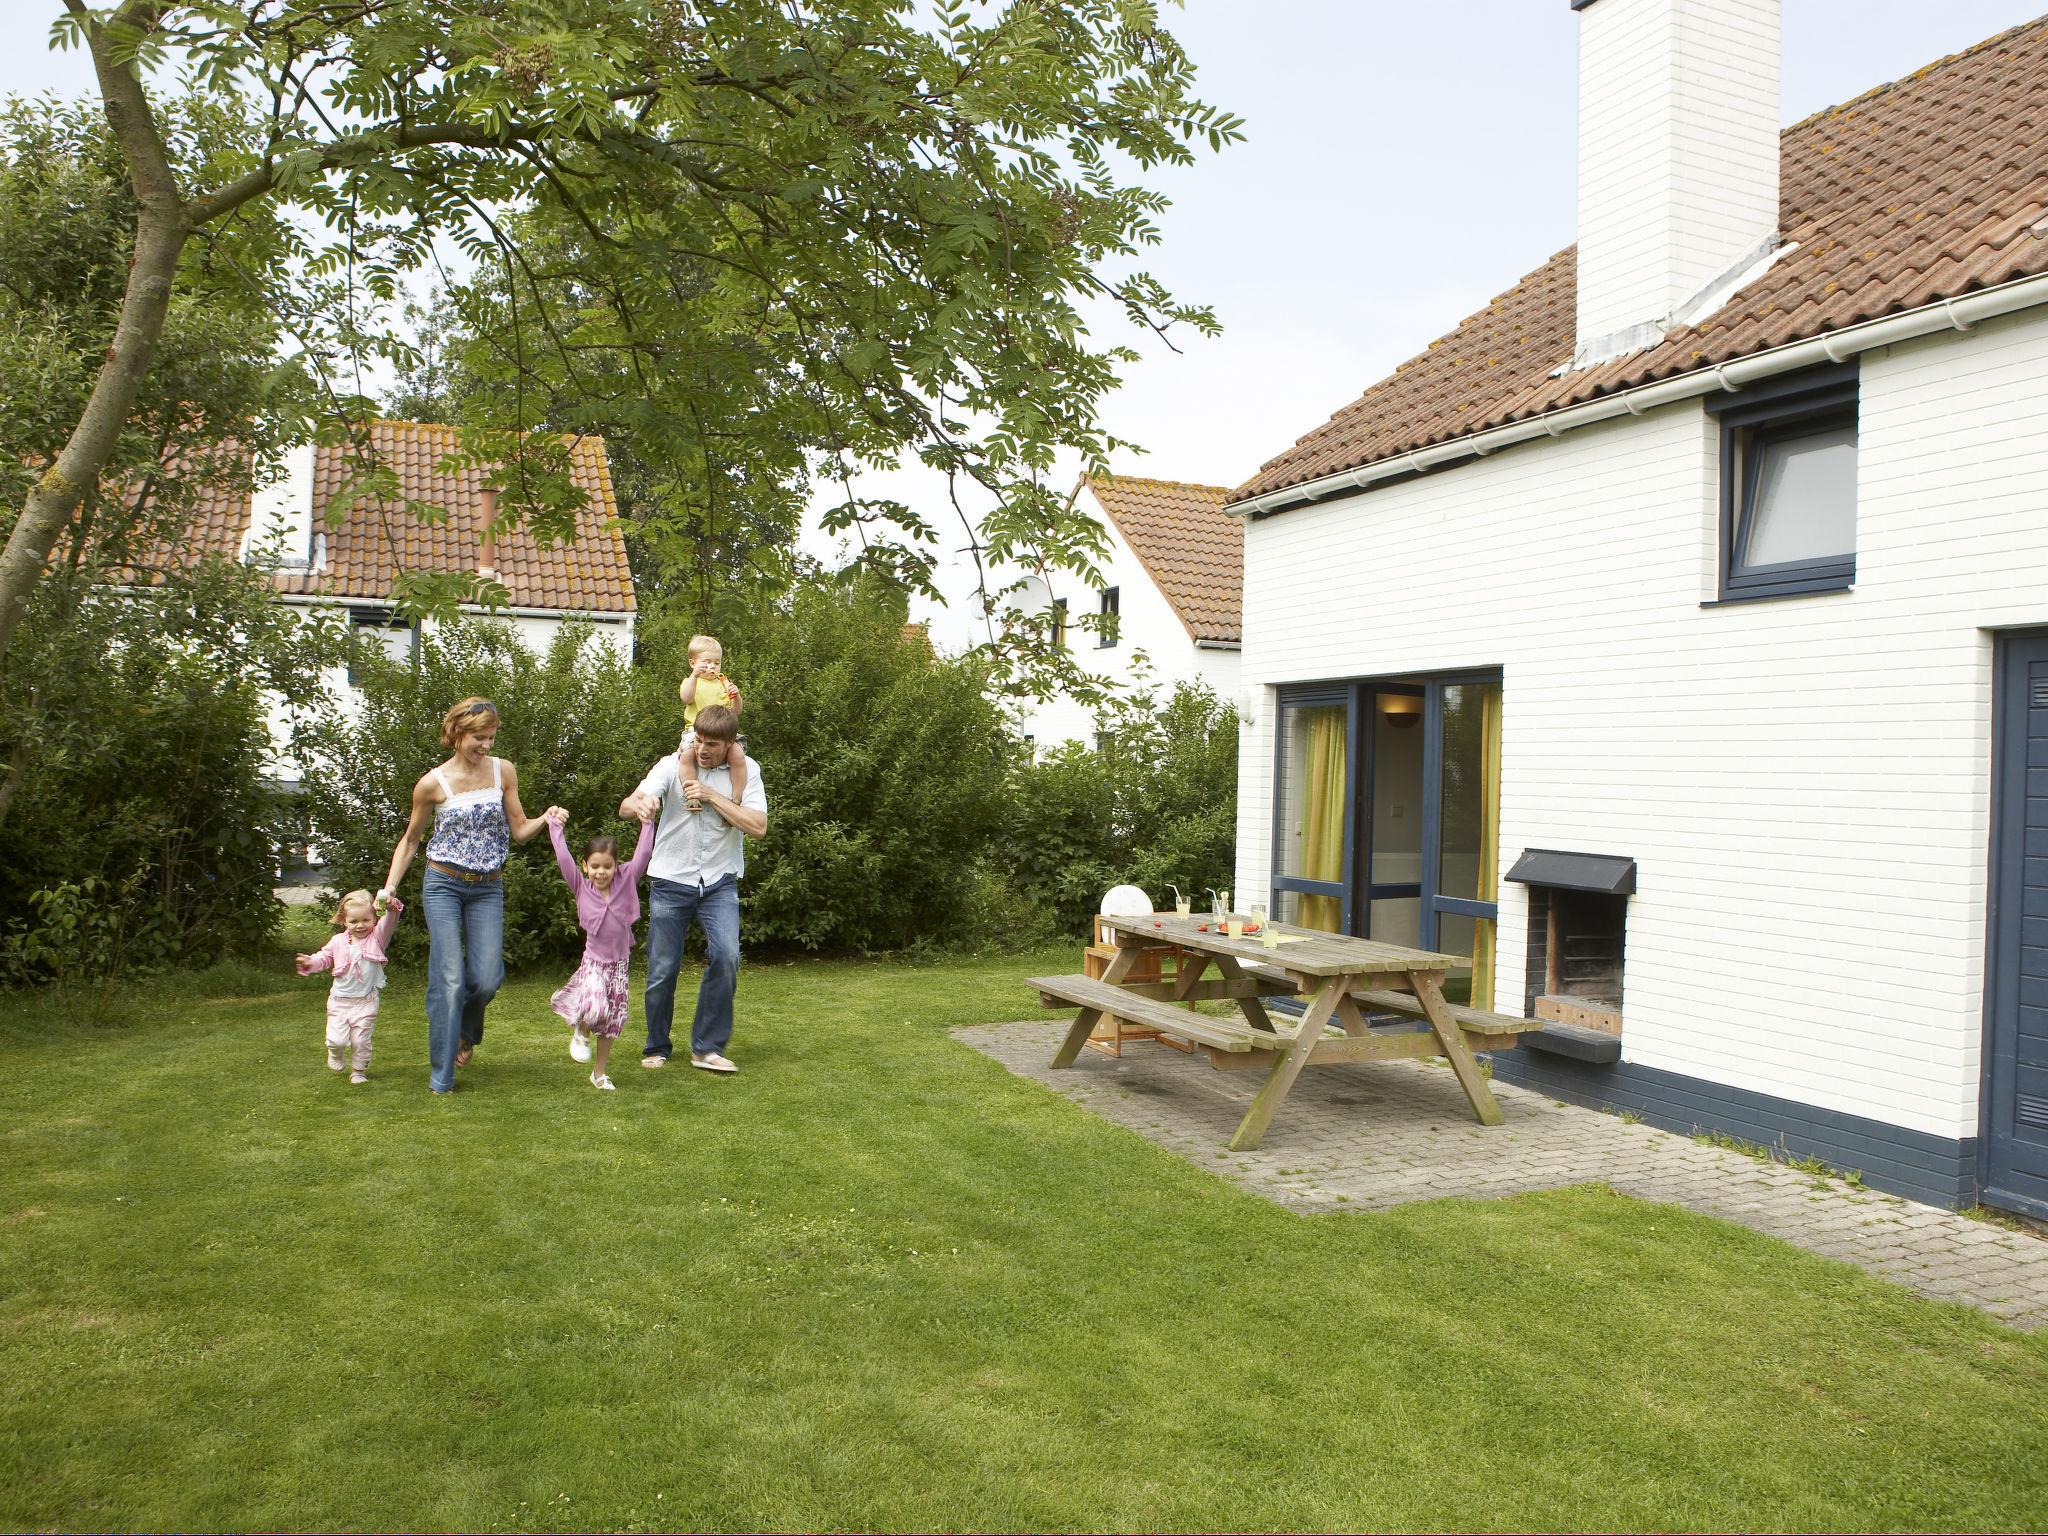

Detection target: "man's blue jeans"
[643, 873, 740, 1061]
[421, 867, 505, 1092]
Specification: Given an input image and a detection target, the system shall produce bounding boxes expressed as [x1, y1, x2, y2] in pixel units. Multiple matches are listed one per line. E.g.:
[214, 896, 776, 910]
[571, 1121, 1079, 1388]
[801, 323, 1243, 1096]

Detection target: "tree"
[2, 0, 1239, 686]
[0, 91, 308, 827]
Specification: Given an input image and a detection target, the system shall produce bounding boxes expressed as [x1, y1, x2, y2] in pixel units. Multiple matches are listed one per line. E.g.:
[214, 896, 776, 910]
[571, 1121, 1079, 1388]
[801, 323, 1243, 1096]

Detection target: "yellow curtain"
[1298, 709, 1345, 933]
[1470, 687, 1502, 1008]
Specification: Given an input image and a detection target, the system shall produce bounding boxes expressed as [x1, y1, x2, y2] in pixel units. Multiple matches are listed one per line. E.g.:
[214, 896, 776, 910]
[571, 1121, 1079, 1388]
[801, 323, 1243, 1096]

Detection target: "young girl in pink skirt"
[544, 808, 655, 1090]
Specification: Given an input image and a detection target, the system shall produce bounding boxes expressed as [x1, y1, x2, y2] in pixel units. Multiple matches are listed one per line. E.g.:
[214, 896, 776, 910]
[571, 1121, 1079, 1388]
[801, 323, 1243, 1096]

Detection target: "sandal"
[590, 1072, 616, 1091]
[454, 1043, 474, 1068]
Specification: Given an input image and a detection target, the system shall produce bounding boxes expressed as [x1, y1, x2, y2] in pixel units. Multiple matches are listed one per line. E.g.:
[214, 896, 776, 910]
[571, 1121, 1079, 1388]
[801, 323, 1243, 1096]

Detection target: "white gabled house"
[1228, 1, 2048, 1212]
[178, 419, 636, 749]
[1014, 473, 1242, 751]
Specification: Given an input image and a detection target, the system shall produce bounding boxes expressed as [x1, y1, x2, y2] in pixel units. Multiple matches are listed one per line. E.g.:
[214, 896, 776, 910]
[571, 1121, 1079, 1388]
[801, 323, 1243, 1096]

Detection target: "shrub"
[1000, 680, 1239, 937]
[0, 557, 344, 986]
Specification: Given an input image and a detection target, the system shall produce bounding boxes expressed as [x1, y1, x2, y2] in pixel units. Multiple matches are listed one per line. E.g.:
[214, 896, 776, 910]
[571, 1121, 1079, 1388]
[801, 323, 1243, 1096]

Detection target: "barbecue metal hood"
[1504, 848, 1637, 897]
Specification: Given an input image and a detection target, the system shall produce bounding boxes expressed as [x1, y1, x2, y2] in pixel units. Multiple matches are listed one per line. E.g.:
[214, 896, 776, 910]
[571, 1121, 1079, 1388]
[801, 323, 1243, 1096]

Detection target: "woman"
[378, 697, 561, 1094]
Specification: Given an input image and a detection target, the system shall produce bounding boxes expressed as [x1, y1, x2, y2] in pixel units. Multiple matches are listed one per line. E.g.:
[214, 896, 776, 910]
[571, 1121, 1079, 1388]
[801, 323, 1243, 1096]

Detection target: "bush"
[1000, 680, 1239, 937]
[0, 557, 344, 987]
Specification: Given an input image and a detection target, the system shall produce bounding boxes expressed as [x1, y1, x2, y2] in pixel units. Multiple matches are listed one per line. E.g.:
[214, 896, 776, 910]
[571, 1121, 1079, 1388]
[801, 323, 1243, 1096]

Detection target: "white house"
[1228, 2, 2048, 1213]
[177, 418, 637, 746]
[1014, 473, 1242, 750]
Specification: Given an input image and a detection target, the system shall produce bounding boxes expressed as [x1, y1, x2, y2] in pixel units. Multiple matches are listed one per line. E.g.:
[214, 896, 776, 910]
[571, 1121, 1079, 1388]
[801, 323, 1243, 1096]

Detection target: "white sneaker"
[691, 1052, 738, 1074]
[590, 1072, 616, 1091]
[349, 1070, 368, 1085]
[326, 1047, 346, 1072]
[569, 1029, 591, 1063]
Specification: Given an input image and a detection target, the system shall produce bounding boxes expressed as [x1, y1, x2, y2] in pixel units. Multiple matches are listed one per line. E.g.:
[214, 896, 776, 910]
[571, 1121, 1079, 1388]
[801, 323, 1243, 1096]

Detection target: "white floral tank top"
[424, 757, 510, 872]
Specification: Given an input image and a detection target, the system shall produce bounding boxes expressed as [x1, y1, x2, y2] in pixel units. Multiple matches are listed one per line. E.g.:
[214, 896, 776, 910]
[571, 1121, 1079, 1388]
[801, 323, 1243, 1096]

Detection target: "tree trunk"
[0, 2, 188, 677]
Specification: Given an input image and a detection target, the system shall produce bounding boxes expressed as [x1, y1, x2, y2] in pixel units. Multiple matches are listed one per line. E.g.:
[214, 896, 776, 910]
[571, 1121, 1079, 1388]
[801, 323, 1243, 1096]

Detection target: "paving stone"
[957, 1019, 2048, 1330]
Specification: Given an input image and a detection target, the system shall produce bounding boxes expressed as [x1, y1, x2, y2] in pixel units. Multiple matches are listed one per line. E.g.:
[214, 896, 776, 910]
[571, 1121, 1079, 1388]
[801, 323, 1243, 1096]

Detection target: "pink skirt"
[550, 956, 630, 1038]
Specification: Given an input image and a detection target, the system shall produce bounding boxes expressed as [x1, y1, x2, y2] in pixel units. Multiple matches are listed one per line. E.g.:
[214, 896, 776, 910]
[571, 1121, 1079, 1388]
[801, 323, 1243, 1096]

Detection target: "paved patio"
[959, 1019, 2048, 1330]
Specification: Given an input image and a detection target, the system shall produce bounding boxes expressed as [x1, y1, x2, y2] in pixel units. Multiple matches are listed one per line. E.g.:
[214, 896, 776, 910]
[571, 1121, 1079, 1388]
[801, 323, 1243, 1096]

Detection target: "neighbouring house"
[1227, 1, 2048, 1212]
[1012, 472, 1242, 751]
[174, 417, 635, 767]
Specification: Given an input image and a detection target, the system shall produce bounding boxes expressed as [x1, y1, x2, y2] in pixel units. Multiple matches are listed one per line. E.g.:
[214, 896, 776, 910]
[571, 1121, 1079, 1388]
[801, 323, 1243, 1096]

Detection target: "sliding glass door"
[1270, 674, 1502, 1004]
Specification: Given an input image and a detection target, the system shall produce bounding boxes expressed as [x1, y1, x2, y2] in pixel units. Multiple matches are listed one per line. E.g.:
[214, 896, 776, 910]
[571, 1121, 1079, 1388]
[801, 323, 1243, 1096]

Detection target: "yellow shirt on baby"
[683, 674, 733, 730]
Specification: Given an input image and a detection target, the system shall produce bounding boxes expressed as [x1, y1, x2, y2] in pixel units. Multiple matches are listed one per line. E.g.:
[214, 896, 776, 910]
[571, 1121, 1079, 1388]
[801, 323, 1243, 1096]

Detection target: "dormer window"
[1707, 361, 1858, 602]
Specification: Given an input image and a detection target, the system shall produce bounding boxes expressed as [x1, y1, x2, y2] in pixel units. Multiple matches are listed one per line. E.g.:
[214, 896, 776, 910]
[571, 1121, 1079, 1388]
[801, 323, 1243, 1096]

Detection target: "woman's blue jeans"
[421, 867, 505, 1092]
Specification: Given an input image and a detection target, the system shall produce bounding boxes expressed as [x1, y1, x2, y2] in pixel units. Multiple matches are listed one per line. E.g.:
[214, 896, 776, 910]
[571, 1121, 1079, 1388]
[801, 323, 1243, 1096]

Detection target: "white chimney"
[1572, 0, 1781, 369]
[240, 440, 316, 568]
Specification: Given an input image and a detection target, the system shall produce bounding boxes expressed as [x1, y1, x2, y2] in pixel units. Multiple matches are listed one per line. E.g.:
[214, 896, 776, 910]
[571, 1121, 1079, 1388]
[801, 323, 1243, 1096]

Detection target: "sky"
[4, 0, 2042, 632]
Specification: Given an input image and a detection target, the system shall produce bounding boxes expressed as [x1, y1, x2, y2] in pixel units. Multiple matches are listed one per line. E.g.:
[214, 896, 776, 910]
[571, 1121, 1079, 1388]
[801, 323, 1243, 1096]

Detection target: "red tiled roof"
[168, 420, 634, 612]
[1083, 473, 1240, 644]
[1233, 16, 2048, 504]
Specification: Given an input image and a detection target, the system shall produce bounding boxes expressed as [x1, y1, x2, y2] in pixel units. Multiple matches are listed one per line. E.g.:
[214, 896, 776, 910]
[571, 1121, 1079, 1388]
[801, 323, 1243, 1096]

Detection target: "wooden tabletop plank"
[1097, 912, 1461, 977]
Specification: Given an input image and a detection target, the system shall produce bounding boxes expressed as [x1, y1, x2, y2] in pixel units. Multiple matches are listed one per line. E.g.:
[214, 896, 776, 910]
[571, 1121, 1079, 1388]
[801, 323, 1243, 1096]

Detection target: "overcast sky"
[4, 1, 2040, 624]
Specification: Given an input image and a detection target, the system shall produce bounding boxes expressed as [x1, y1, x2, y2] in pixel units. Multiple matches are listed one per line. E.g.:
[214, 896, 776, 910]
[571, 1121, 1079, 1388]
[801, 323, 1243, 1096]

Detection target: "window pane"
[1368, 895, 1420, 948]
[1433, 911, 1496, 1009]
[1437, 683, 1501, 904]
[1277, 705, 1347, 922]
[1370, 694, 1424, 885]
[1742, 423, 1856, 567]
[1275, 887, 1343, 935]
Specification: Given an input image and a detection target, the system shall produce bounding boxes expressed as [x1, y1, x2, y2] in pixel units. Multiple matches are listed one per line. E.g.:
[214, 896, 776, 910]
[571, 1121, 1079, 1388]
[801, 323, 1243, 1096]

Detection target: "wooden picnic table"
[1030, 913, 1539, 1151]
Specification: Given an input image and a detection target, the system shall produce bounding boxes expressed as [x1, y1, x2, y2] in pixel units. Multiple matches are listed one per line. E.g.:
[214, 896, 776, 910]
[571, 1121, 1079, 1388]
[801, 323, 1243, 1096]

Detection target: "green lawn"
[4, 932, 2047, 1533]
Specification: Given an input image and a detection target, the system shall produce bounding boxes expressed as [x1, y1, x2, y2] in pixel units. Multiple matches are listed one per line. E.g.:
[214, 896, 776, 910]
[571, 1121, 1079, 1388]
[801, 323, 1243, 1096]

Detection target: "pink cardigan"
[299, 901, 403, 982]
[548, 820, 654, 964]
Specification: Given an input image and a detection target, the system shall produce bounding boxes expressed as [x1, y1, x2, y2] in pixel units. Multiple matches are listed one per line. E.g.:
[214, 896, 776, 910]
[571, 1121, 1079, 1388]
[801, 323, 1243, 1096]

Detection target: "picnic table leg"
[1052, 939, 1146, 1068]
[1409, 969, 1504, 1127]
[1051, 1006, 1106, 1069]
[1228, 977, 1344, 1152]
[1212, 954, 1278, 1034]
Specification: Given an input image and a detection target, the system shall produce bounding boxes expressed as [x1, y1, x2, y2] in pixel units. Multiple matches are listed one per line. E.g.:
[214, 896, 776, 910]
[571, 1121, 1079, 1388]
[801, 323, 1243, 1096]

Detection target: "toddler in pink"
[545, 810, 654, 1090]
[296, 890, 403, 1084]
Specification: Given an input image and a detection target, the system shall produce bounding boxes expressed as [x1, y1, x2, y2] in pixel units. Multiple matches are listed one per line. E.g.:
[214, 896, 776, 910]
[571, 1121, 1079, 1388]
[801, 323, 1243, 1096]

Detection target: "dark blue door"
[1985, 631, 2048, 1218]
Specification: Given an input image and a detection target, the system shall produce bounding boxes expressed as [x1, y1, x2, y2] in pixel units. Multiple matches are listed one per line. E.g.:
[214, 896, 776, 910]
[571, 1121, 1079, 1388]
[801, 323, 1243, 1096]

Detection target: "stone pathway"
[959, 1019, 2048, 1329]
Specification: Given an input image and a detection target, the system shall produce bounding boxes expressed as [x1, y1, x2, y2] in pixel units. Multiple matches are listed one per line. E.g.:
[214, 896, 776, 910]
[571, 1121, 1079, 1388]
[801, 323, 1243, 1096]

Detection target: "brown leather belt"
[426, 860, 502, 884]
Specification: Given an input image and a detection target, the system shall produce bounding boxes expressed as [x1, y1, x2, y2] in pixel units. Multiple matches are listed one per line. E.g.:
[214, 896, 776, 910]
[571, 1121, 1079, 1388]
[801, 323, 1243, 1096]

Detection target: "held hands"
[623, 791, 659, 823]
[544, 806, 569, 827]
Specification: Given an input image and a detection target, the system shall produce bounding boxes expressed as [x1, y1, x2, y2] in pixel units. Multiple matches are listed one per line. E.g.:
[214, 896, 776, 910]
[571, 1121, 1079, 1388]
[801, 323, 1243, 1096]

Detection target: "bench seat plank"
[1351, 988, 1542, 1036]
[1029, 974, 1282, 1054]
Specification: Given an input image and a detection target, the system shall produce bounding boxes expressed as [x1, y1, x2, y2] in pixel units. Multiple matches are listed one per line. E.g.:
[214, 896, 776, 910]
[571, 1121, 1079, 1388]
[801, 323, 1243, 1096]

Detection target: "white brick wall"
[1238, 304, 2048, 1140]
[1577, 0, 1780, 350]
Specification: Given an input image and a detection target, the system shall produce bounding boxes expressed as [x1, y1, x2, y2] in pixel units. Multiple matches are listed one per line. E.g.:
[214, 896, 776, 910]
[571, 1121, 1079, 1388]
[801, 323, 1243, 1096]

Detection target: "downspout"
[1230, 271, 2048, 519]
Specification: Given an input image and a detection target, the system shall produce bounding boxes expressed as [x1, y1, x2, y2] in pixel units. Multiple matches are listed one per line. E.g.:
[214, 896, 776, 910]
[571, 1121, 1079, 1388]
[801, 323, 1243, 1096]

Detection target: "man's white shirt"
[634, 753, 767, 886]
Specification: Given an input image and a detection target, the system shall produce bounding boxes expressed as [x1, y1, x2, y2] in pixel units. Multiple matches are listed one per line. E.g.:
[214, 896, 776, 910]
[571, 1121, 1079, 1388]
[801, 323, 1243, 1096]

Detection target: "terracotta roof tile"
[143, 420, 634, 613]
[1232, 16, 2048, 504]
[1083, 473, 1240, 644]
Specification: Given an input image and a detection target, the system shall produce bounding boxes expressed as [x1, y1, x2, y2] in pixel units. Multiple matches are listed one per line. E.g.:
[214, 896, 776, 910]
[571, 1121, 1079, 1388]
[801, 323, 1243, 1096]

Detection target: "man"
[619, 704, 768, 1073]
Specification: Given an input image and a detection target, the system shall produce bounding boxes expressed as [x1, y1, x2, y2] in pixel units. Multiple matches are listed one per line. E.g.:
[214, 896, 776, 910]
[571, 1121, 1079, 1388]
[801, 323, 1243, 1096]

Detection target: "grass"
[4, 924, 2048, 1533]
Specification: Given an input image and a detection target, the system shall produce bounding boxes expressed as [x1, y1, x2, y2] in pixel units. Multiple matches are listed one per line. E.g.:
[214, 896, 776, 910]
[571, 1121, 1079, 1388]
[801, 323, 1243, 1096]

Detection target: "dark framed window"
[347, 606, 417, 686]
[1050, 596, 1068, 650]
[1706, 360, 1858, 602]
[1098, 586, 1120, 647]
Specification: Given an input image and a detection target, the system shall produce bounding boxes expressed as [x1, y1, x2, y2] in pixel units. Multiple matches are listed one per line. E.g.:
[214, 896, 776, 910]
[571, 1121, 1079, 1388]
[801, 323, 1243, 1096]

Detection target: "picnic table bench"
[1031, 912, 1547, 1150]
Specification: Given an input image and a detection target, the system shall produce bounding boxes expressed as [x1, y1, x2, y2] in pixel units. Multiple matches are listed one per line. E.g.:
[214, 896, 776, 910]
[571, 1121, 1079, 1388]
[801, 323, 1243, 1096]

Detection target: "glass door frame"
[1268, 684, 1359, 933]
[1271, 668, 1503, 949]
